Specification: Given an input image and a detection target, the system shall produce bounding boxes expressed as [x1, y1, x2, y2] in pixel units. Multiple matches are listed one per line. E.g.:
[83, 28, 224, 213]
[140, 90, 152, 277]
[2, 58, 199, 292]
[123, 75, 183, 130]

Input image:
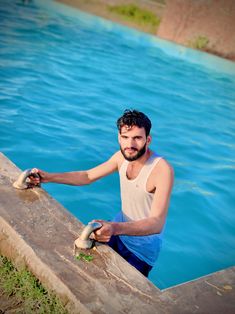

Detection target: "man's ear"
[147, 135, 152, 146]
[118, 133, 121, 144]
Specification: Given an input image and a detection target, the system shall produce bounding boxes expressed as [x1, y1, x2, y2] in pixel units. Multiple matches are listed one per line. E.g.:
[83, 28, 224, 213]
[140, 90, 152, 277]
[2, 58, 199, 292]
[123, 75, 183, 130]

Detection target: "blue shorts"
[108, 235, 152, 277]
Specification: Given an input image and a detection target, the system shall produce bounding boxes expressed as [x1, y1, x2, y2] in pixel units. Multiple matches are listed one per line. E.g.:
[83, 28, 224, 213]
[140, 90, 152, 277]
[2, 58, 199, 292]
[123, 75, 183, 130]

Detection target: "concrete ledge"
[0, 152, 234, 313]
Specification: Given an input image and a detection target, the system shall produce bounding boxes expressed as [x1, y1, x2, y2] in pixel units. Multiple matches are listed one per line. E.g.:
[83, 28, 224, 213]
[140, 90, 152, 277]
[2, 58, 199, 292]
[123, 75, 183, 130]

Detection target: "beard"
[120, 142, 147, 161]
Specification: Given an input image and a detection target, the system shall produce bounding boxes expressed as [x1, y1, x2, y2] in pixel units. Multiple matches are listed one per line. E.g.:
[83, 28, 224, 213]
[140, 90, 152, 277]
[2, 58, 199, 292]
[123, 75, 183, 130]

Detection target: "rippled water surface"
[1, 0, 235, 289]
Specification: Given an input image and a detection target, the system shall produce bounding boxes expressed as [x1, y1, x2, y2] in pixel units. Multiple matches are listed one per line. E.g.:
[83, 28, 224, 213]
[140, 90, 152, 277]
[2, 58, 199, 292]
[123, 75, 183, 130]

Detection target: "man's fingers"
[31, 168, 39, 175]
[94, 229, 101, 236]
[93, 235, 110, 242]
[28, 169, 41, 186]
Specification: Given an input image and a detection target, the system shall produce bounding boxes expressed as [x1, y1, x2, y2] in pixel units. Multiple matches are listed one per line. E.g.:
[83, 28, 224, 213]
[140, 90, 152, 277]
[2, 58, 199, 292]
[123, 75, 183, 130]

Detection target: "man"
[30, 109, 174, 277]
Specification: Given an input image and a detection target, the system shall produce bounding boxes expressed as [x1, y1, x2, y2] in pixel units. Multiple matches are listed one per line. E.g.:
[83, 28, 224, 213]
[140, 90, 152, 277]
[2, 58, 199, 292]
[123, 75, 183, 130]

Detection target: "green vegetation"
[75, 252, 94, 262]
[0, 255, 68, 314]
[187, 35, 209, 50]
[108, 4, 161, 32]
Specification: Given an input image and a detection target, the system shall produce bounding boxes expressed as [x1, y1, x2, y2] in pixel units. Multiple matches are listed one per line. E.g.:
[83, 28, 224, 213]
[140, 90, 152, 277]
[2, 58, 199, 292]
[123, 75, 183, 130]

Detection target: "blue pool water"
[1, 0, 235, 289]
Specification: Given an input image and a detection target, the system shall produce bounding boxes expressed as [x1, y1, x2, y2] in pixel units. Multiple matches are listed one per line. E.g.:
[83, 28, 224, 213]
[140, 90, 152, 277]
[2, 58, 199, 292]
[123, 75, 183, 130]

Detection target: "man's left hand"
[92, 220, 115, 242]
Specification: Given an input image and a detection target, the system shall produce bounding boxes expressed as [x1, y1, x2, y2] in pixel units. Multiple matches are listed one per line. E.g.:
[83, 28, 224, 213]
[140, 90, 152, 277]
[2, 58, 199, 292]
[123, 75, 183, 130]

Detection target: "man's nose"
[127, 138, 135, 147]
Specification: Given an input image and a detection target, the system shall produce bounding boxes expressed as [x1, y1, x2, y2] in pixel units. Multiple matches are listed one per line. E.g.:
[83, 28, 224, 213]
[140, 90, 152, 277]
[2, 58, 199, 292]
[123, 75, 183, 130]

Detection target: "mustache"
[124, 147, 138, 151]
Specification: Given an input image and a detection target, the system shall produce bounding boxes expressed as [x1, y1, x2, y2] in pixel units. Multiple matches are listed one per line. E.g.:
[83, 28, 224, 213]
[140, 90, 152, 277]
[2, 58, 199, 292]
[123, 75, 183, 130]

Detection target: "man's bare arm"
[30, 152, 121, 186]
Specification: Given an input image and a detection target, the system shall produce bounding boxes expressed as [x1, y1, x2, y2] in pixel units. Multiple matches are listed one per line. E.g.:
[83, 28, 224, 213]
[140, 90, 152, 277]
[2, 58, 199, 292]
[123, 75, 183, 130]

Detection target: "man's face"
[118, 125, 151, 161]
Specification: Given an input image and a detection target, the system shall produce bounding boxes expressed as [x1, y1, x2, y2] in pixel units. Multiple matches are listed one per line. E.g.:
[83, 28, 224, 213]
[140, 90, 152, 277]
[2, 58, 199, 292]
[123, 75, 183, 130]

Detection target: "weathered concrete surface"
[160, 267, 235, 313]
[0, 152, 235, 313]
[157, 0, 235, 60]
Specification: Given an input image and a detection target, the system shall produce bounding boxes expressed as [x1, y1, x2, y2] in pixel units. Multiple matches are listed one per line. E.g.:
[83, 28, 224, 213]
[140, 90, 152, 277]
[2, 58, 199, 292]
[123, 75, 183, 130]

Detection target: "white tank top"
[119, 153, 162, 221]
[113, 153, 164, 266]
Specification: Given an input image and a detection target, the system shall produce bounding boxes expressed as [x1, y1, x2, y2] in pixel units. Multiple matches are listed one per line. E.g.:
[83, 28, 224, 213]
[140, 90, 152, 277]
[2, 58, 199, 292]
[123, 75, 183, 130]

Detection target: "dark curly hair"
[116, 109, 152, 136]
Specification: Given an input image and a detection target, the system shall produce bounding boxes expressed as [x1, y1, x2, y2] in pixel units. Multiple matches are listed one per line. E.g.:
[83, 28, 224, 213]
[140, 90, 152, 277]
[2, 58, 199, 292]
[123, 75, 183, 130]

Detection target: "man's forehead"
[120, 125, 145, 134]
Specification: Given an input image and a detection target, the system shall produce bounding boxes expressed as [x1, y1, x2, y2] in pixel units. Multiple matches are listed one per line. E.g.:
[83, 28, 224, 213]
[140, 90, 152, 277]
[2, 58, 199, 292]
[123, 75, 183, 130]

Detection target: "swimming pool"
[1, 0, 235, 289]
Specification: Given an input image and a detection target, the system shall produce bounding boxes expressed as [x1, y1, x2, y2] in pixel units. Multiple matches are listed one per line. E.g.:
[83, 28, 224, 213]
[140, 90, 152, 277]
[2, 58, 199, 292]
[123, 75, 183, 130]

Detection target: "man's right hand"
[29, 168, 50, 185]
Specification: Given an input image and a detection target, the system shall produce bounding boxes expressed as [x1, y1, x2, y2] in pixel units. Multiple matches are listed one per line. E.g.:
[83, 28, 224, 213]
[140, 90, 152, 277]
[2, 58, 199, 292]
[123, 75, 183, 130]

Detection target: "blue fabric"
[108, 235, 152, 277]
[112, 211, 163, 266]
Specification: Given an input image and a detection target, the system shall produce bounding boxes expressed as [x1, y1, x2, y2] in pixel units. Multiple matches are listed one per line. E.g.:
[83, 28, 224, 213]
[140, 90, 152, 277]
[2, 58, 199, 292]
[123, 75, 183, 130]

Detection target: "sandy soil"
[158, 0, 235, 61]
[0, 288, 24, 313]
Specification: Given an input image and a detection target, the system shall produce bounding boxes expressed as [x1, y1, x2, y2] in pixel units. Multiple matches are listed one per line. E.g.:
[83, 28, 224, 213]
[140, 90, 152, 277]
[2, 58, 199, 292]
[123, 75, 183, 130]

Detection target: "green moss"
[108, 4, 161, 31]
[75, 252, 94, 262]
[0, 255, 68, 314]
[187, 35, 209, 50]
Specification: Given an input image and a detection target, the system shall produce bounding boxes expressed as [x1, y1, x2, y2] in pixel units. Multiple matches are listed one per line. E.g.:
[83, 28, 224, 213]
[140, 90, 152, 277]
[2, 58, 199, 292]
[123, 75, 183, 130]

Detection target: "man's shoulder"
[152, 156, 174, 177]
[109, 151, 124, 167]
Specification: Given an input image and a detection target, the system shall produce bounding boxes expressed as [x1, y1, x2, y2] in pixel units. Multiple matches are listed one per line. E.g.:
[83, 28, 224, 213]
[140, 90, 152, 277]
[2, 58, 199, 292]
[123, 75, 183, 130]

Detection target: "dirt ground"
[158, 0, 235, 61]
[0, 288, 24, 314]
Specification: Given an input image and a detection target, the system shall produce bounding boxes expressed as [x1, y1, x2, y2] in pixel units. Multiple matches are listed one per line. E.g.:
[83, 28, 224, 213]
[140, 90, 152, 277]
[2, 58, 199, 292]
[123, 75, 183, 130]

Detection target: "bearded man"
[30, 109, 174, 277]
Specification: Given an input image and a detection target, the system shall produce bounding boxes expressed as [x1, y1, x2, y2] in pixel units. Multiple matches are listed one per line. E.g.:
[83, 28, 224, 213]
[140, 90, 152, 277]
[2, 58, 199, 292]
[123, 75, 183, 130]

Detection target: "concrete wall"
[157, 0, 235, 60]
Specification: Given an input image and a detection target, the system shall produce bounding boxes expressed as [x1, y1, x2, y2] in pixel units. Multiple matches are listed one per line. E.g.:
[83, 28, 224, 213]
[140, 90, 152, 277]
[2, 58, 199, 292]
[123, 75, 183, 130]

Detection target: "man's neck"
[129, 149, 152, 167]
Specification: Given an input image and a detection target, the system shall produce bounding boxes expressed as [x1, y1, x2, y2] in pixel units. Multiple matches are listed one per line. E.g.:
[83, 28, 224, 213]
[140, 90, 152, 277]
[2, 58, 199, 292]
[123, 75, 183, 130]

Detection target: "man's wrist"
[111, 222, 122, 236]
[46, 173, 53, 183]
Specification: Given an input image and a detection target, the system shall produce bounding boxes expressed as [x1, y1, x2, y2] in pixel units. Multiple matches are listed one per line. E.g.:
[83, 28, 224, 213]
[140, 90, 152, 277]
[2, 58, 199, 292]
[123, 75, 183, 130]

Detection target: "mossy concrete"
[0, 152, 234, 313]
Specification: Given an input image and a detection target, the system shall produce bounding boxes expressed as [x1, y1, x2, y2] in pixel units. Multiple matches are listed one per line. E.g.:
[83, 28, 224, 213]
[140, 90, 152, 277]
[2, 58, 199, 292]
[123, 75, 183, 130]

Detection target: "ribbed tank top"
[120, 153, 162, 221]
[113, 153, 164, 266]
